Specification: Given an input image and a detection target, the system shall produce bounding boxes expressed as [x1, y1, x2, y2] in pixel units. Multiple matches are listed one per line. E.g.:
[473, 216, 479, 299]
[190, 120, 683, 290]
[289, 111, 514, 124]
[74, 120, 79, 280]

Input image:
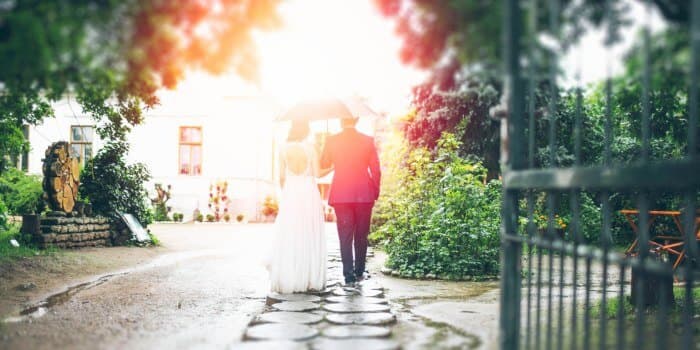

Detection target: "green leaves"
[0, 168, 44, 215]
[374, 133, 501, 279]
[79, 141, 152, 226]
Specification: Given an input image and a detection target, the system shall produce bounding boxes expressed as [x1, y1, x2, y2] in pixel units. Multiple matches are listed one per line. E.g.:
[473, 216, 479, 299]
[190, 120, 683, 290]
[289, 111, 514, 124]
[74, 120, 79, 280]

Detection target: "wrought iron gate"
[499, 0, 700, 349]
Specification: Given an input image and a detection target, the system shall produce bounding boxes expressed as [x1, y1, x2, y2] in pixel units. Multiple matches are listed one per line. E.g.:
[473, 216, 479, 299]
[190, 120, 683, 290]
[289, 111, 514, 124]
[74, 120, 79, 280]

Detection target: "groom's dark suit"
[321, 127, 381, 283]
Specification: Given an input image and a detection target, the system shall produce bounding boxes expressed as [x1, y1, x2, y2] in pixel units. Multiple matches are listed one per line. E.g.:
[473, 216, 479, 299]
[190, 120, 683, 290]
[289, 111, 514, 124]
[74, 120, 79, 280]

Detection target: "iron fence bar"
[584, 255, 592, 350]
[570, 65, 584, 350]
[641, 0, 651, 163]
[499, 0, 525, 348]
[599, 191, 611, 350]
[600, 3, 615, 342]
[681, 2, 700, 348]
[546, 1, 560, 346]
[546, 192, 555, 350]
[681, 194, 697, 350]
[570, 188, 581, 350]
[525, 1, 538, 345]
[525, 192, 535, 349]
[503, 160, 700, 190]
[616, 264, 626, 350]
[634, 193, 650, 350]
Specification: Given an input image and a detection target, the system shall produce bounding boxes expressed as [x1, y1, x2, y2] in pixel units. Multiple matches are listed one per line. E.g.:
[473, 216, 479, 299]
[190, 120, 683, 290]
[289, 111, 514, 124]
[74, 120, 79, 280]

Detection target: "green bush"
[518, 191, 602, 244]
[0, 168, 44, 215]
[0, 197, 8, 228]
[375, 133, 502, 279]
[79, 141, 153, 226]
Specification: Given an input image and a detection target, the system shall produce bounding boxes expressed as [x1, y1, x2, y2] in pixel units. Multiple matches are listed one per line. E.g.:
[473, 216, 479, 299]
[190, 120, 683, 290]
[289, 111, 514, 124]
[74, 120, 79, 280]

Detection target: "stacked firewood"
[42, 142, 80, 213]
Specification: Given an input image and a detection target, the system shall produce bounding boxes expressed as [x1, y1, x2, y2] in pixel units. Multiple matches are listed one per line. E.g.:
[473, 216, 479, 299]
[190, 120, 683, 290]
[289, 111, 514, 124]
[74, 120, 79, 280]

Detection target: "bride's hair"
[287, 120, 309, 142]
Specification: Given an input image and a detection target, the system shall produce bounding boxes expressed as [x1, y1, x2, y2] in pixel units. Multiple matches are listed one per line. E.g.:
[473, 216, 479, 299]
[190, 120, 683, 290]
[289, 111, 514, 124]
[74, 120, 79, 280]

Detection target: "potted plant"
[196, 213, 204, 222]
[261, 195, 279, 222]
[206, 214, 215, 222]
[223, 213, 231, 222]
[236, 213, 245, 223]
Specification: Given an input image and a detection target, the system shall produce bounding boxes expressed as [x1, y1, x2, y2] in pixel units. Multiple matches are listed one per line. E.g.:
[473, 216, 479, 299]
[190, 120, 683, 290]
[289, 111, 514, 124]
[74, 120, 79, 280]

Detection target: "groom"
[321, 117, 381, 285]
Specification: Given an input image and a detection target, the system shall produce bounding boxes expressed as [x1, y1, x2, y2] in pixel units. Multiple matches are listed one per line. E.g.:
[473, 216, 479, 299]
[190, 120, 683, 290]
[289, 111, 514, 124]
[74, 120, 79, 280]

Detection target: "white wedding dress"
[268, 141, 326, 293]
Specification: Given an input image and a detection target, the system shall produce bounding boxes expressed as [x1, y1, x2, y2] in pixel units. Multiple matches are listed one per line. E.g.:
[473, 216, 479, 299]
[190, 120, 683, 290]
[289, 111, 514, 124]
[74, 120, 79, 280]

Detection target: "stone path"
[235, 248, 400, 349]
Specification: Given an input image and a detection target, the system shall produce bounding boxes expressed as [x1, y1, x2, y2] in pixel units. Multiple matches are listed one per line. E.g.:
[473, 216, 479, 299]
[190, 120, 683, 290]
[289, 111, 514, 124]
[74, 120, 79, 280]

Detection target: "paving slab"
[271, 301, 320, 312]
[230, 340, 307, 350]
[310, 338, 400, 350]
[322, 302, 391, 313]
[332, 287, 383, 297]
[244, 323, 318, 341]
[257, 311, 323, 324]
[322, 325, 392, 338]
[325, 296, 388, 304]
[325, 312, 396, 326]
[267, 292, 322, 303]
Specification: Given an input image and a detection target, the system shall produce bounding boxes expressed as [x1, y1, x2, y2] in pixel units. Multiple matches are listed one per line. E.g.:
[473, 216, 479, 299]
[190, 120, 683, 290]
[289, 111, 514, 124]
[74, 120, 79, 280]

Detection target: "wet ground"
[0, 223, 502, 350]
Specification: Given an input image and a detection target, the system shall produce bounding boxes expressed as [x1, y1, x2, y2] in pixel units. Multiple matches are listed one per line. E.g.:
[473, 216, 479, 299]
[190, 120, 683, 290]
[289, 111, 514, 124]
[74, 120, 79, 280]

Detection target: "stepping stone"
[325, 312, 396, 326]
[357, 280, 383, 290]
[311, 338, 400, 350]
[332, 287, 383, 297]
[271, 301, 320, 312]
[257, 311, 323, 324]
[322, 302, 390, 313]
[325, 296, 388, 304]
[267, 292, 321, 303]
[331, 288, 358, 296]
[231, 340, 306, 350]
[322, 325, 391, 338]
[245, 323, 318, 341]
[358, 289, 383, 297]
[308, 286, 336, 296]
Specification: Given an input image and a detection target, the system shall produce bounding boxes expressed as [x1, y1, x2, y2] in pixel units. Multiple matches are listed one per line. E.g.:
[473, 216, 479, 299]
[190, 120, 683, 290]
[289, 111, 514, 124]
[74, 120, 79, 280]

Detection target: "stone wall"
[35, 216, 111, 248]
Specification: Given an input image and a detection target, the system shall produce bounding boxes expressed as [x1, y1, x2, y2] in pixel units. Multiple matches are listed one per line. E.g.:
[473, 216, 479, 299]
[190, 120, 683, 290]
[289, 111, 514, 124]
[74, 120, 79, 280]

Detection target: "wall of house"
[27, 96, 282, 223]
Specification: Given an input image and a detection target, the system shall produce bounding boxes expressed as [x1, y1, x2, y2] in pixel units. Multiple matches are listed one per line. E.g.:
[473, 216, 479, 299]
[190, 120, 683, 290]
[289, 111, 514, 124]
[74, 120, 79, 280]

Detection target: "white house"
[23, 92, 285, 223]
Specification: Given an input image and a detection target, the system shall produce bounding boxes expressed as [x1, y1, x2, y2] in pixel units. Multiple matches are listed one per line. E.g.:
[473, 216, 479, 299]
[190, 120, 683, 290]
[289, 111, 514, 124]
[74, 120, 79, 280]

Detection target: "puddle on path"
[3, 249, 229, 323]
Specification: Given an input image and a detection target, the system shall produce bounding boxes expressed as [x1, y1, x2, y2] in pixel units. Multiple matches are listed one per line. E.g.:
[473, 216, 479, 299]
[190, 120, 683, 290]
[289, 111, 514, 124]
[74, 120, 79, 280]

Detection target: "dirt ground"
[0, 241, 168, 319]
[0, 223, 275, 349]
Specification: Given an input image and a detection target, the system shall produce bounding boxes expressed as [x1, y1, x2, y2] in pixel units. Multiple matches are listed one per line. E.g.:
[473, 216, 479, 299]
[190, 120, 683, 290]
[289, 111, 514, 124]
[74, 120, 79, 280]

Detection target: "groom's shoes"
[355, 271, 370, 282]
[344, 277, 357, 286]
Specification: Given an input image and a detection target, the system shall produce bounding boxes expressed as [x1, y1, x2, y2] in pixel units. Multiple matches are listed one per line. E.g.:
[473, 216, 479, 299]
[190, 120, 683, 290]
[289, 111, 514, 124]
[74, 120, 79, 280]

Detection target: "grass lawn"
[0, 224, 57, 265]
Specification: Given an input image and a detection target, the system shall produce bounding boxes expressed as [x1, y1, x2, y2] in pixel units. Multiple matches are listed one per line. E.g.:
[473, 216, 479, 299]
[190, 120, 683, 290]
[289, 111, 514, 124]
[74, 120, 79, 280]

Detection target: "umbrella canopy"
[275, 97, 379, 122]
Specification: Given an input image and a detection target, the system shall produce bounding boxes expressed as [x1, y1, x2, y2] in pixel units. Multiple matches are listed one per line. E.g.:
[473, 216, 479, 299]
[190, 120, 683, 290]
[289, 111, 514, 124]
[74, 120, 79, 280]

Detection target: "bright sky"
[561, 0, 666, 88]
[155, 0, 665, 118]
[155, 0, 424, 119]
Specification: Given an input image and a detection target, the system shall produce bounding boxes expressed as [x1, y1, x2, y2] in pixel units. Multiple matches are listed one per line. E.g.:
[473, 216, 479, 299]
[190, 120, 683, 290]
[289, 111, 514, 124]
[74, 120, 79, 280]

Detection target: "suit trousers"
[332, 203, 374, 282]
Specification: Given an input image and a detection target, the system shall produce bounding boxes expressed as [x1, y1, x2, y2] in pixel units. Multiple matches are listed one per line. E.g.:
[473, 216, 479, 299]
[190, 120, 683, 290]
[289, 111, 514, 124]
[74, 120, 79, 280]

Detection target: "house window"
[179, 126, 202, 175]
[69, 125, 94, 166]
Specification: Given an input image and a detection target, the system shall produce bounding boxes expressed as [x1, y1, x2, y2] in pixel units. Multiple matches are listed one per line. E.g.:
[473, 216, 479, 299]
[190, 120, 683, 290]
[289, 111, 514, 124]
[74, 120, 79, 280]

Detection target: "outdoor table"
[622, 209, 700, 271]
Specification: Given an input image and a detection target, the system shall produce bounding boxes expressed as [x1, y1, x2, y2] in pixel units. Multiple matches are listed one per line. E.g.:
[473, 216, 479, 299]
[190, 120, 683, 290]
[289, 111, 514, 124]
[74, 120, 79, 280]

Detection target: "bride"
[268, 120, 331, 293]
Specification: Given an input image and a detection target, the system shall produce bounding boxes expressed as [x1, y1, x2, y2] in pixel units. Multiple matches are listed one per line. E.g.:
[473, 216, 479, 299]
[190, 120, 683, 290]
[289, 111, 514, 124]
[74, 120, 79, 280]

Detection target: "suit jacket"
[320, 128, 381, 205]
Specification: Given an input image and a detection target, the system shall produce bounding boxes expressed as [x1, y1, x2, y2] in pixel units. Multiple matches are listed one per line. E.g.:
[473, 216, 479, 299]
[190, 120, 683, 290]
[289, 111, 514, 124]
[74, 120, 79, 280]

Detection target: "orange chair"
[656, 215, 700, 271]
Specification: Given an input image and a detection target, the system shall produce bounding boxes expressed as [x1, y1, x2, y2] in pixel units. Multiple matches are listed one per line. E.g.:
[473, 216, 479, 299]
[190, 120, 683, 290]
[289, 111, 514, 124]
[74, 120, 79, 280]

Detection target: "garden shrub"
[80, 141, 153, 226]
[0, 197, 8, 228]
[0, 168, 44, 215]
[519, 191, 602, 245]
[374, 133, 502, 279]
